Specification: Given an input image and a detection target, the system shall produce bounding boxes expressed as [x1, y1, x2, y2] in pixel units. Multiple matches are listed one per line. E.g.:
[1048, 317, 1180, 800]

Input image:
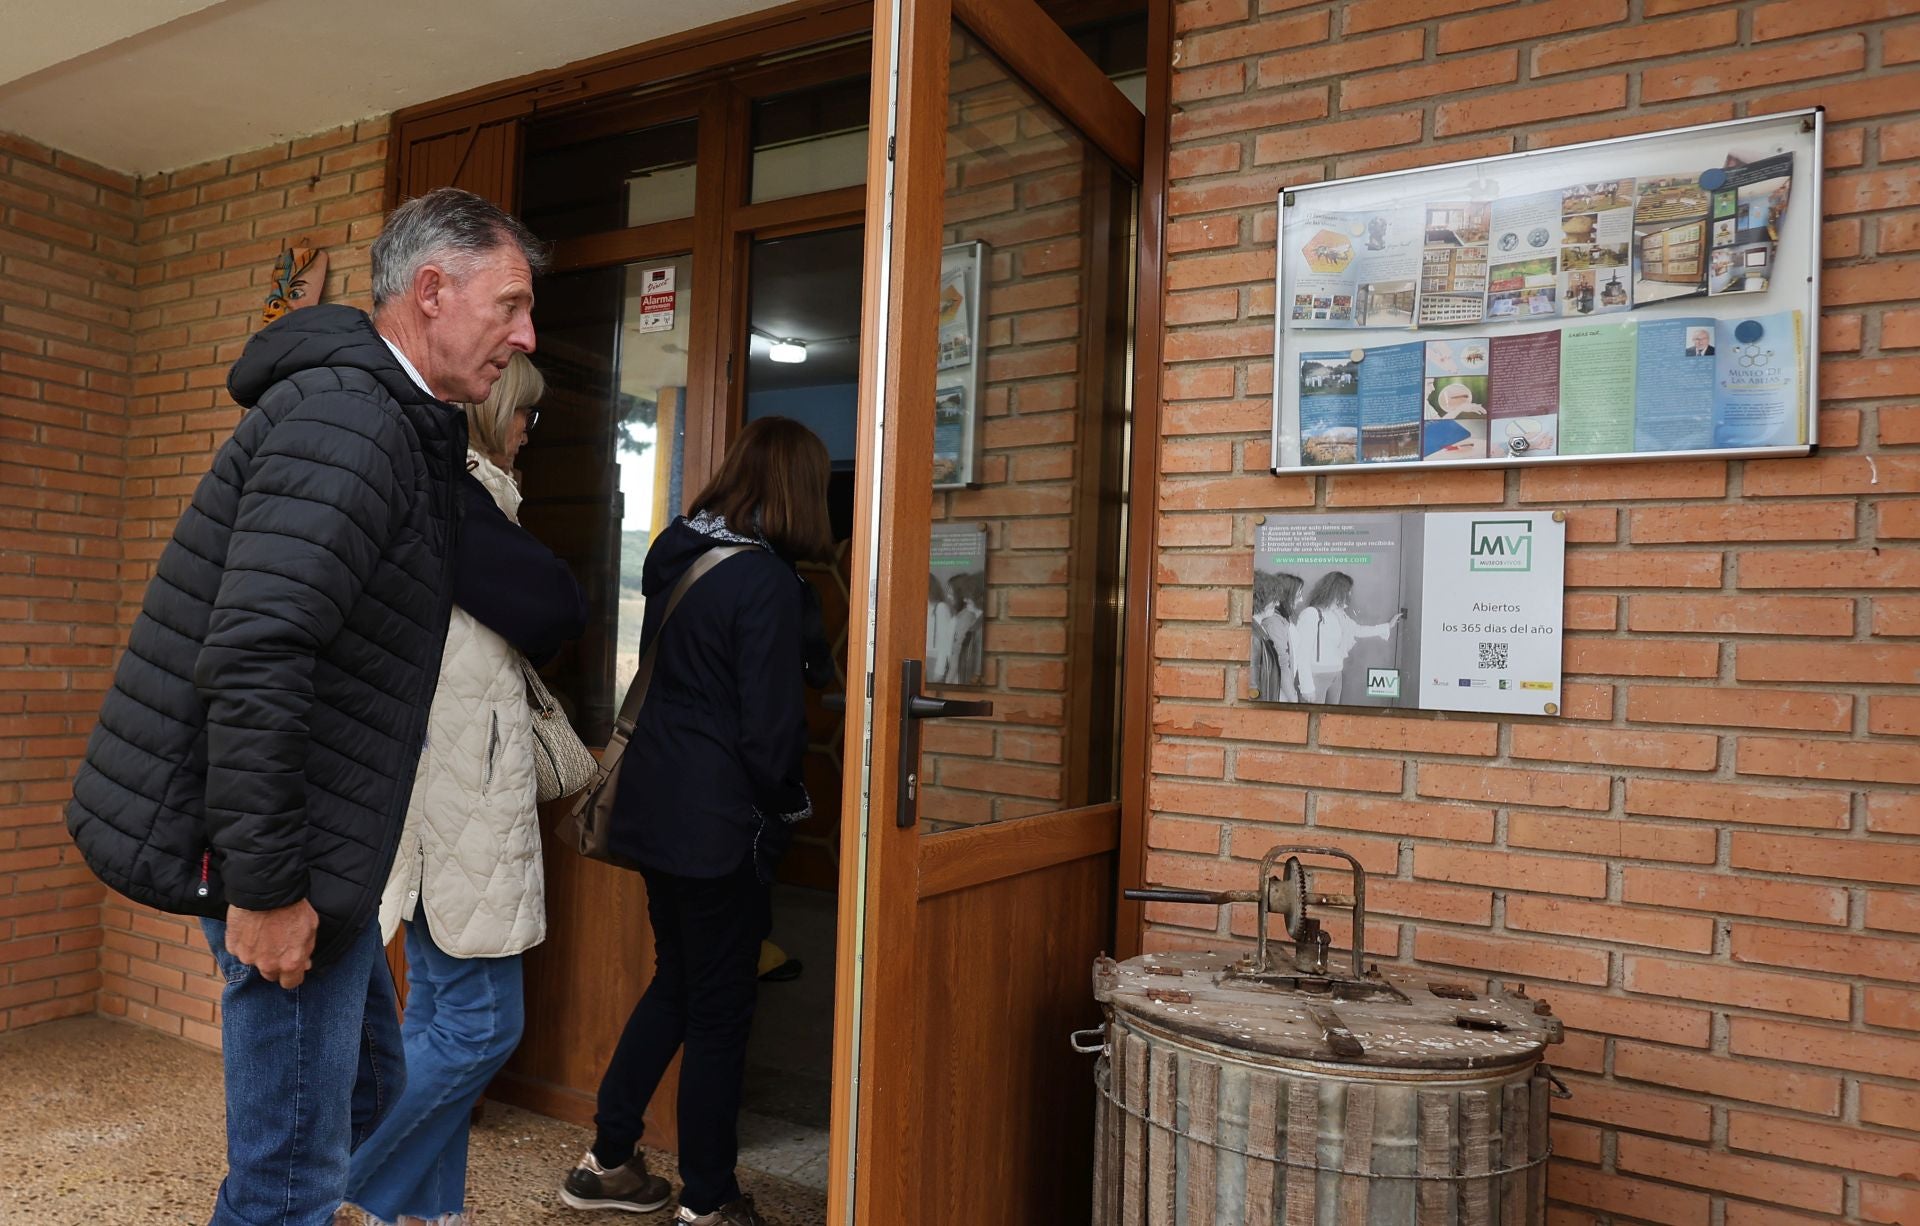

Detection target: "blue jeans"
[202, 916, 405, 1226]
[345, 920, 525, 1223]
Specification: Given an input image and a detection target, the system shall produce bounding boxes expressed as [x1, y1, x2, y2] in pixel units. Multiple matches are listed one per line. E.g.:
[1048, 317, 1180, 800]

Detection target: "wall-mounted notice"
[1272, 109, 1822, 474]
[927, 523, 988, 687]
[1250, 511, 1566, 717]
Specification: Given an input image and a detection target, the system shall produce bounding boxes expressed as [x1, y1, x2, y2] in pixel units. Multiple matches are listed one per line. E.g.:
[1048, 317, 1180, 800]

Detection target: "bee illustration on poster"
[934, 240, 988, 489]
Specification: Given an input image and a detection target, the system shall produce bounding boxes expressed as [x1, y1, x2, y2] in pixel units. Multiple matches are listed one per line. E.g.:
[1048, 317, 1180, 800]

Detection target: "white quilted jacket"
[379, 451, 545, 958]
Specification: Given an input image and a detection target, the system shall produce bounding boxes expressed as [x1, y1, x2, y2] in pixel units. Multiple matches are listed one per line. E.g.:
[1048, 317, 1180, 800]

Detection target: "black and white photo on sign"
[1250, 516, 1421, 710]
[927, 524, 988, 686]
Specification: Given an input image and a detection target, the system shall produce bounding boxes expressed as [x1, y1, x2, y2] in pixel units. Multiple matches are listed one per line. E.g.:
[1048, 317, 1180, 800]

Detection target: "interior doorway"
[739, 223, 865, 1192]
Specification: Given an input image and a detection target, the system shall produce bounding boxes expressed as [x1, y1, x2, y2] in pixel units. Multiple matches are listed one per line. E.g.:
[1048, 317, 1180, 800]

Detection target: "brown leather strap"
[611, 544, 755, 736]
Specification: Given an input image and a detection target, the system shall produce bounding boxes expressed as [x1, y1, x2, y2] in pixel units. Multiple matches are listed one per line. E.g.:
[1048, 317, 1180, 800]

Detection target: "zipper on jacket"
[197, 850, 211, 898]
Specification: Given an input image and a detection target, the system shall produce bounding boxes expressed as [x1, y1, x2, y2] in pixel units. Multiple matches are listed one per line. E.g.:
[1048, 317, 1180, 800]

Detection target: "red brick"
[1741, 547, 1920, 591]
[1178, 10, 1329, 67]
[1874, 597, 1920, 637]
[1170, 88, 1328, 142]
[1567, 550, 1722, 588]
[1343, 0, 1504, 34]
[1644, 35, 1868, 102]
[1615, 1040, 1842, 1116]
[1746, 454, 1920, 497]
[1564, 638, 1719, 678]
[1865, 1180, 1920, 1226]
[1736, 642, 1920, 685]
[1436, 75, 1628, 136]
[1629, 502, 1854, 544]
[1318, 712, 1499, 755]
[1257, 29, 1424, 87]
[1732, 830, 1920, 886]
[1512, 724, 1717, 771]
[1439, 0, 1628, 53]
[1860, 1083, 1920, 1131]
[1738, 735, 1920, 785]
[1323, 467, 1505, 506]
[1624, 868, 1845, 932]
[1534, 10, 1737, 75]
[1252, 111, 1425, 165]
[1627, 685, 1852, 733]
[1149, 779, 1306, 824]
[1866, 987, 1920, 1032]
[1729, 1111, 1920, 1180]
[1507, 895, 1713, 952]
[1616, 1135, 1843, 1215]
[1313, 794, 1494, 840]
[1508, 811, 1718, 865]
[1415, 761, 1611, 811]
[1547, 1165, 1709, 1226]
[1871, 693, 1920, 736]
[1234, 748, 1403, 793]
[1630, 594, 1850, 636]
[1152, 703, 1309, 743]
[1414, 928, 1610, 985]
[1732, 922, 1920, 985]
[1414, 844, 1607, 897]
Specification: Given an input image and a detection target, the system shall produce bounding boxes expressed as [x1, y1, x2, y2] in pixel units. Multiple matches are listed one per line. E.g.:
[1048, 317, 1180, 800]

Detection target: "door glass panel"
[918, 26, 1136, 832]
[518, 253, 694, 744]
[749, 77, 870, 203]
[521, 117, 700, 240]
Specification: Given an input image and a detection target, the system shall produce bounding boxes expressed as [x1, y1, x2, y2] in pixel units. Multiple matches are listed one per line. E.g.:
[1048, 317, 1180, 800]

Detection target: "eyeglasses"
[523, 408, 540, 430]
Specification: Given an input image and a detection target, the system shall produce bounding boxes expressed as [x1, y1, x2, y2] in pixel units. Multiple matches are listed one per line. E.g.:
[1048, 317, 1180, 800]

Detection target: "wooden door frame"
[832, 0, 1155, 1220]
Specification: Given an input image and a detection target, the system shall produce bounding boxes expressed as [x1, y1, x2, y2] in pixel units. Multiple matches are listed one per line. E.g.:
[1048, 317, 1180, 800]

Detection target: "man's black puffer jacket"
[67, 304, 465, 968]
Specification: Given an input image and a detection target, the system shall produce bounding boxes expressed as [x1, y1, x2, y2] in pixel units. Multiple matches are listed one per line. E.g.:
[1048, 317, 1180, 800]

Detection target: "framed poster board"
[934, 240, 988, 489]
[1271, 109, 1822, 474]
[1250, 511, 1567, 717]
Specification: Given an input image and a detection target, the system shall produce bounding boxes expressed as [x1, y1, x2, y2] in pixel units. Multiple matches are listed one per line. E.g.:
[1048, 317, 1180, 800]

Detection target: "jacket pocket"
[483, 709, 500, 791]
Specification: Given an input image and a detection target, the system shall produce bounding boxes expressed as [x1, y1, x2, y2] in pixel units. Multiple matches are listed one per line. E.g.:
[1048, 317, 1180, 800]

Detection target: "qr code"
[1478, 641, 1510, 670]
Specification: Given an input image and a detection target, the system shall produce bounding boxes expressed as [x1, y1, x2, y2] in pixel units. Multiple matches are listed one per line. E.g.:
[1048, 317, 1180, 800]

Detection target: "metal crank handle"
[1124, 887, 1258, 906]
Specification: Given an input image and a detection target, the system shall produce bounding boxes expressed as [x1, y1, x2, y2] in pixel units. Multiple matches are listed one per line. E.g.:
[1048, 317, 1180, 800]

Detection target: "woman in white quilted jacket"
[342, 353, 586, 1226]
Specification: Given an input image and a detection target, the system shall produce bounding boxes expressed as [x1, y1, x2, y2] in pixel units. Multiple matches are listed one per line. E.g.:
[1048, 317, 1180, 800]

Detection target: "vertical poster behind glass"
[934, 240, 988, 489]
[1270, 109, 1823, 474]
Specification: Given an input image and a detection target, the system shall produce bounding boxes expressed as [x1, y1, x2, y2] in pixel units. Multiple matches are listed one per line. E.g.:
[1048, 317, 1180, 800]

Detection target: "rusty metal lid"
[1095, 950, 1562, 1071]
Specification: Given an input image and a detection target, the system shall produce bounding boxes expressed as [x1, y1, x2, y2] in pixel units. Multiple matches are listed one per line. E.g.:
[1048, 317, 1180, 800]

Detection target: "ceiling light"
[768, 339, 808, 364]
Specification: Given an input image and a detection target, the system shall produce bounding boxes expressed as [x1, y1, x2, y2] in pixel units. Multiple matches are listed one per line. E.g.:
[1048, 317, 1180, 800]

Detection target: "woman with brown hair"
[561, 417, 833, 1226]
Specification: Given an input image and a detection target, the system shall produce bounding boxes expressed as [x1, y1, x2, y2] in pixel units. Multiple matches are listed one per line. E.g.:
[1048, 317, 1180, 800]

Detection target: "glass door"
[833, 2, 1144, 1221]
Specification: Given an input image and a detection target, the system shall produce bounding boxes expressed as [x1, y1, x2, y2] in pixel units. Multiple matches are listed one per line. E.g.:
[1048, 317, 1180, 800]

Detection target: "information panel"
[1271, 110, 1822, 474]
[1250, 511, 1566, 717]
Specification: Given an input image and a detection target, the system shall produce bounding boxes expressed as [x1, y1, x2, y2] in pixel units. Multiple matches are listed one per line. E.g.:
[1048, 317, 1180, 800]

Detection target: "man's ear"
[415, 264, 447, 319]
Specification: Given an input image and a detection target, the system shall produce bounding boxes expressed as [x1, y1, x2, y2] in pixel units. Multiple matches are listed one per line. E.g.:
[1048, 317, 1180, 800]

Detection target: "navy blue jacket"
[608, 516, 810, 880]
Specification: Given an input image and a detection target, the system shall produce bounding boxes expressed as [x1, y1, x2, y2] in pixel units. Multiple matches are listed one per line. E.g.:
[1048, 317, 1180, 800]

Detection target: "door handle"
[896, 658, 993, 828]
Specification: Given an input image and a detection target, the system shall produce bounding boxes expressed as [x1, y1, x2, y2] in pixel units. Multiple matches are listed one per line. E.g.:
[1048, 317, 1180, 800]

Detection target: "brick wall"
[1152, 1, 1919, 1221]
[95, 120, 390, 1046]
[0, 119, 387, 1045]
[0, 134, 136, 1032]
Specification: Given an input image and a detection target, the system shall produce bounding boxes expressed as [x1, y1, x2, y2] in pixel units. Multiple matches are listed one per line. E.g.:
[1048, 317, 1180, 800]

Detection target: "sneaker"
[677, 1196, 768, 1225]
[561, 1149, 672, 1213]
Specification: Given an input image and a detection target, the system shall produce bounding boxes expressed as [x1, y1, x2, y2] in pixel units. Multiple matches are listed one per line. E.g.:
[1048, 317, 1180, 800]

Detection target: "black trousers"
[593, 860, 763, 1214]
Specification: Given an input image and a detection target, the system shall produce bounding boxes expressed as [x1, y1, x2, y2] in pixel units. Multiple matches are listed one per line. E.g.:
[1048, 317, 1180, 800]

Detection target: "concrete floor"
[0, 1016, 827, 1225]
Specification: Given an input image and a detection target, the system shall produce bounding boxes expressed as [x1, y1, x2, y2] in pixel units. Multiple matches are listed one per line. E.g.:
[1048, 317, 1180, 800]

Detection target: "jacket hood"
[228, 304, 442, 411]
[642, 514, 766, 599]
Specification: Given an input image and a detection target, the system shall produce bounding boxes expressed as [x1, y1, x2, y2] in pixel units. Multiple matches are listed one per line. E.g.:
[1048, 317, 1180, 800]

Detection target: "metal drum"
[1087, 847, 1564, 1226]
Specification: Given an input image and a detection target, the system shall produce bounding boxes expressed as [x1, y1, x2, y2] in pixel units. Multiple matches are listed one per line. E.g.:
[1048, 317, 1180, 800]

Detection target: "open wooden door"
[833, 2, 1144, 1221]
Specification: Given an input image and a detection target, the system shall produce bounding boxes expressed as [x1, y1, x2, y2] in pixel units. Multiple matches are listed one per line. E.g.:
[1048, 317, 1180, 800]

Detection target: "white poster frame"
[1269, 109, 1824, 474]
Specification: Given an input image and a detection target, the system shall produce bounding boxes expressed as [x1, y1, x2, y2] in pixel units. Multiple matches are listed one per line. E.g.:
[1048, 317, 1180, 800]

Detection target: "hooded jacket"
[608, 513, 811, 880]
[67, 304, 466, 968]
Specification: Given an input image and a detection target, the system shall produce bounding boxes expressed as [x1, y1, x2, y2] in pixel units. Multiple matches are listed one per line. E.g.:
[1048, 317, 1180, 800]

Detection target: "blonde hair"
[462, 352, 546, 464]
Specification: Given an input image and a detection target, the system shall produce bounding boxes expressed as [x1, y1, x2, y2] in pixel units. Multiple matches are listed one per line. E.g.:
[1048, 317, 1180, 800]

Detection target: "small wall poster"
[1251, 511, 1565, 716]
[933, 241, 988, 489]
[927, 523, 987, 686]
[635, 266, 676, 333]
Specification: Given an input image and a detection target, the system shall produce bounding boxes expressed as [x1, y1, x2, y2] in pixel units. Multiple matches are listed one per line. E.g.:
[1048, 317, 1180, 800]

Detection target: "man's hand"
[225, 900, 319, 988]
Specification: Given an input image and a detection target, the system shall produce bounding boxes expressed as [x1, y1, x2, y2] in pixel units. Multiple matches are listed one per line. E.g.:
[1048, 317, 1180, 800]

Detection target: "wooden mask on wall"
[261, 246, 329, 327]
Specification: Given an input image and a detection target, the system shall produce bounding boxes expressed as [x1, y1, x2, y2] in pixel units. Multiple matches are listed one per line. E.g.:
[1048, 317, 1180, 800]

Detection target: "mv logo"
[1469, 519, 1533, 572]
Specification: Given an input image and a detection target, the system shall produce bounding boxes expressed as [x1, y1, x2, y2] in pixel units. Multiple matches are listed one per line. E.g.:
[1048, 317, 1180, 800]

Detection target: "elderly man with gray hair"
[67, 187, 545, 1225]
